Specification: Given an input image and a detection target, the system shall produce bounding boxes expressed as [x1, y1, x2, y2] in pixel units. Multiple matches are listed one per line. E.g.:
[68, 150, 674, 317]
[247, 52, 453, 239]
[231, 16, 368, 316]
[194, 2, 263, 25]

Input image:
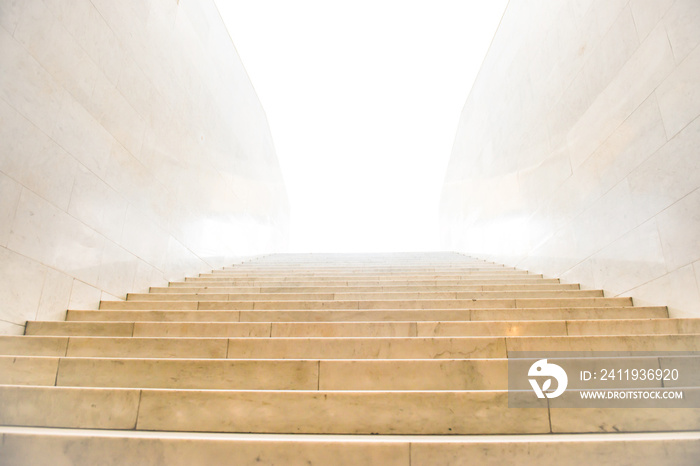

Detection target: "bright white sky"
[214, 0, 508, 253]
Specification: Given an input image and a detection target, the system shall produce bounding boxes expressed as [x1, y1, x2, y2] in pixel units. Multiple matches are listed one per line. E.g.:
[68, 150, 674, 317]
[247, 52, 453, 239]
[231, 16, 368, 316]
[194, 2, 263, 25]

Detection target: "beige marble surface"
[0, 336, 68, 356]
[240, 309, 474, 322]
[5, 252, 700, 459]
[133, 322, 270, 337]
[66, 309, 242, 322]
[152, 283, 578, 293]
[56, 358, 319, 390]
[178, 277, 558, 287]
[62, 306, 671, 323]
[2, 428, 700, 466]
[65, 337, 229, 359]
[441, 0, 700, 319]
[550, 403, 700, 433]
[507, 334, 700, 353]
[136, 390, 549, 434]
[0, 356, 59, 385]
[318, 359, 507, 390]
[226, 336, 507, 359]
[567, 318, 700, 335]
[3, 428, 700, 466]
[0, 385, 139, 429]
[271, 321, 416, 337]
[469, 306, 667, 321]
[410, 433, 700, 466]
[25, 321, 134, 336]
[0, 429, 410, 466]
[0, 0, 288, 333]
[417, 320, 556, 336]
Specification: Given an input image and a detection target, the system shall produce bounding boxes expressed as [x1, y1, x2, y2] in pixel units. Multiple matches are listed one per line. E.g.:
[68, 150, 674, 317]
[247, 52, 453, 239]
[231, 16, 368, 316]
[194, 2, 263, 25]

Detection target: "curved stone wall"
[441, 0, 700, 317]
[0, 0, 289, 333]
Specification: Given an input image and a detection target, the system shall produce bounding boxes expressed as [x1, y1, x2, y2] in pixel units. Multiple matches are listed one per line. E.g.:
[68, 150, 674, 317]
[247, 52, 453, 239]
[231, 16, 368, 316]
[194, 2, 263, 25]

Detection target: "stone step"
[1, 385, 698, 434]
[153, 283, 579, 293]
[222, 260, 503, 266]
[126, 290, 603, 302]
[197, 271, 533, 280]
[220, 268, 512, 274]
[505, 334, 700, 352]
[24, 320, 563, 338]
[6, 354, 698, 391]
[2, 334, 699, 359]
[0, 356, 506, 390]
[27, 321, 136, 337]
[173, 277, 560, 287]
[215, 267, 516, 274]
[424, 317, 700, 336]
[30, 320, 553, 338]
[5, 355, 697, 391]
[191, 270, 543, 282]
[65, 306, 669, 322]
[0, 336, 508, 359]
[210, 265, 516, 272]
[182, 275, 546, 284]
[206, 272, 522, 279]
[224, 262, 504, 274]
[6, 251, 697, 459]
[25, 318, 700, 338]
[100, 297, 632, 311]
[1, 427, 698, 466]
[567, 318, 700, 335]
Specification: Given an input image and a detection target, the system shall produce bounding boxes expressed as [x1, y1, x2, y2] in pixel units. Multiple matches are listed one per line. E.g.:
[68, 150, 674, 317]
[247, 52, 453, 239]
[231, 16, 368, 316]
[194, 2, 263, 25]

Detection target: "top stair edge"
[207, 269, 524, 275]
[23, 317, 700, 337]
[174, 277, 559, 286]
[191, 273, 539, 281]
[217, 265, 515, 270]
[239, 254, 480, 260]
[154, 284, 577, 293]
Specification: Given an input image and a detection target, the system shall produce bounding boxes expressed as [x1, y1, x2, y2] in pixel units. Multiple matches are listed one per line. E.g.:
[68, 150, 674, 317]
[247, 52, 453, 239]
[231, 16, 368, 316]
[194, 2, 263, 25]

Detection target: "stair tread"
[3, 425, 700, 441]
[3, 252, 697, 443]
[2, 385, 700, 435]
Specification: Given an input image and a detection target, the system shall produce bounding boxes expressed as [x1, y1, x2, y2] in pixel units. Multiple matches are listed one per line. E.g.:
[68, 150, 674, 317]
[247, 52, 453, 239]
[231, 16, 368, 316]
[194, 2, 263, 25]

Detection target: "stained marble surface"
[135, 389, 549, 434]
[1, 428, 699, 466]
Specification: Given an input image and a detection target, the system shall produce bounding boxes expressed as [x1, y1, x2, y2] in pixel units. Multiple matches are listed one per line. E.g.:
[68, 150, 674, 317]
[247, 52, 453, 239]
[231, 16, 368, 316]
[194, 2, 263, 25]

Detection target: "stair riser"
[101, 297, 632, 311]
[213, 268, 516, 275]
[193, 272, 535, 281]
[154, 284, 577, 293]
[206, 269, 519, 276]
[0, 431, 410, 466]
[26, 318, 700, 337]
[0, 386, 551, 434]
[3, 335, 700, 358]
[2, 354, 697, 390]
[30, 321, 563, 338]
[0, 336, 508, 359]
[126, 290, 602, 302]
[174, 278, 559, 287]
[2, 386, 699, 434]
[219, 264, 509, 270]
[2, 430, 698, 466]
[0, 358, 508, 390]
[7, 251, 697, 453]
[64, 307, 669, 322]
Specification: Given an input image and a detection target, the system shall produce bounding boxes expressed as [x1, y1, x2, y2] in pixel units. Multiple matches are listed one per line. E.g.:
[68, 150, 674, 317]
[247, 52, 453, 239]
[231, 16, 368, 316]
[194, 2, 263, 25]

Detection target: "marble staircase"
[1, 252, 699, 465]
